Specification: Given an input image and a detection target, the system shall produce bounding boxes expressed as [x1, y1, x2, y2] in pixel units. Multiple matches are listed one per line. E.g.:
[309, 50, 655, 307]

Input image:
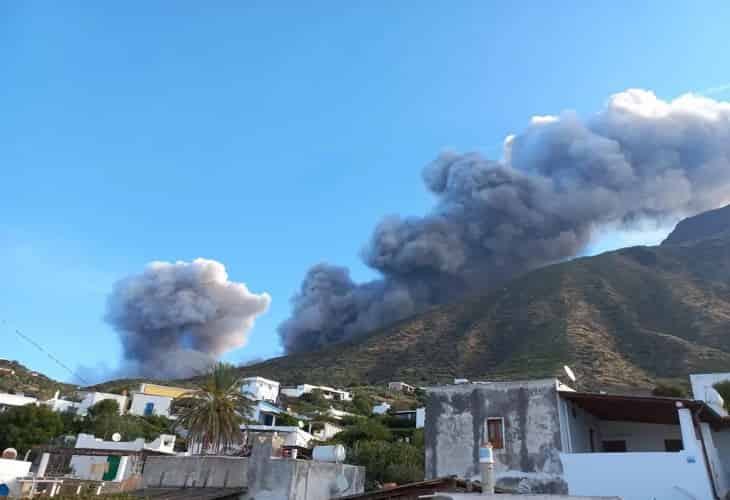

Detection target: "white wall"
[416, 407, 425, 429]
[562, 451, 714, 500]
[0, 458, 31, 496]
[0, 393, 38, 409]
[600, 421, 682, 452]
[241, 377, 280, 402]
[560, 399, 602, 453]
[690, 373, 730, 416]
[129, 393, 173, 418]
[75, 433, 175, 454]
[77, 392, 128, 416]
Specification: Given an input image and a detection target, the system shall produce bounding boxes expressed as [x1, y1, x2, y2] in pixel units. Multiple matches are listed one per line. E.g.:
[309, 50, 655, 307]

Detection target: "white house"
[372, 402, 391, 415]
[391, 408, 425, 429]
[0, 393, 38, 411]
[280, 384, 352, 402]
[44, 391, 80, 414]
[65, 433, 175, 483]
[241, 376, 280, 403]
[127, 383, 191, 418]
[243, 425, 314, 448]
[310, 421, 344, 442]
[0, 457, 32, 496]
[388, 381, 416, 394]
[77, 392, 128, 416]
[426, 377, 730, 500]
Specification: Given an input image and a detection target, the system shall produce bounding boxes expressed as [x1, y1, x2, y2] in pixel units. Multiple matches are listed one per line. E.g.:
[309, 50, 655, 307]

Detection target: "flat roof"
[560, 391, 727, 426]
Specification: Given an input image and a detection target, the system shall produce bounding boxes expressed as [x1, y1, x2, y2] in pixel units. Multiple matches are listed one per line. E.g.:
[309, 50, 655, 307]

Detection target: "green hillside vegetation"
[234, 222, 730, 391]
[0, 359, 76, 400]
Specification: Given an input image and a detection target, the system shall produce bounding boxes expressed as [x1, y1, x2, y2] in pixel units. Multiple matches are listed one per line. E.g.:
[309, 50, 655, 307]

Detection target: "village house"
[127, 383, 191, 418]
[388, 381, 416, 394]
[76, 391, 128, 416]
[0, 392, 38, 412]
[425, 377, 730, 500]
[241, 376, 280, 403]
[392, 408, 426, 429]
[281, 384, 353, 402]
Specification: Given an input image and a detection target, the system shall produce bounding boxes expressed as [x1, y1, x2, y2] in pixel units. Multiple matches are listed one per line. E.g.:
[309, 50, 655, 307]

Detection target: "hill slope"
[238, 211, 730, 391]
[0, 359, 76, 399]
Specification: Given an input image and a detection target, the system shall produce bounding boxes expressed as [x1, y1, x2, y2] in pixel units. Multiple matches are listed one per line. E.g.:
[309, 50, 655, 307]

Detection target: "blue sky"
[2, 1, 729, 383]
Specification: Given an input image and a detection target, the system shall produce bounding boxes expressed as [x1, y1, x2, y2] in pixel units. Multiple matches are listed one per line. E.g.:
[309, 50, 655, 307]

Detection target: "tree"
[351, 393, 373, 416]
[334, 418, 392, 447]
[174, 362, 252, 455]
[348, 440, 423, 490]
[0, 404, 65, 454]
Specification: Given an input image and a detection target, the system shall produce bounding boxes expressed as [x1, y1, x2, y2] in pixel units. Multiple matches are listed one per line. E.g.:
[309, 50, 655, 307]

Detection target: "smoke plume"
[106, 258, 271, 378]
[280, 89, 730, 353]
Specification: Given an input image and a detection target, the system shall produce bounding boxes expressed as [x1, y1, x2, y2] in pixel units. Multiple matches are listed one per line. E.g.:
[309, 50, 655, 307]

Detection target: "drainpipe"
[692, 406, 721, 500]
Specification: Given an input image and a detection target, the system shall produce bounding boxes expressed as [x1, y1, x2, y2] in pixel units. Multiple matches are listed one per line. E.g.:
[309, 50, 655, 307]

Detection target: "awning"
[560, 391, 727, 426]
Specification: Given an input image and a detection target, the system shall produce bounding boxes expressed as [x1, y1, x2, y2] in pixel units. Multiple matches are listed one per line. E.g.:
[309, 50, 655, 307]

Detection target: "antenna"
[111, 433, 122, 442]
[563, 365, 577, 384]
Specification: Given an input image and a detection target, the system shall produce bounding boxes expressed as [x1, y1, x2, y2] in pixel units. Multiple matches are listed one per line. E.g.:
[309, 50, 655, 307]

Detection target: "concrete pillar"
[37, 453, 51, 478]
[115, 456, 129, 482]
[678, 408, 699, 456]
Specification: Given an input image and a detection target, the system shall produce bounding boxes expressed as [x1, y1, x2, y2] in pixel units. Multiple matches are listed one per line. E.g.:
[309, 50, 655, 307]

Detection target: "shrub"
[652, 383, 686, 398]
[714, 381, 730, 410]
[334, 419, 392, 447]
[349, 440, 423, 490]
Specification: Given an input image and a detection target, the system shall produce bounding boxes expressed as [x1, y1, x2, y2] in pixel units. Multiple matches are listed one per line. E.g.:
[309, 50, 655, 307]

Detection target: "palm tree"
[174, 362, 252, 455]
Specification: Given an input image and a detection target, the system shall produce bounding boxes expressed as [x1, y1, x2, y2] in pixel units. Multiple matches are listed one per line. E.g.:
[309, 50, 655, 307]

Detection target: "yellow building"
[138, 383, 191, 399]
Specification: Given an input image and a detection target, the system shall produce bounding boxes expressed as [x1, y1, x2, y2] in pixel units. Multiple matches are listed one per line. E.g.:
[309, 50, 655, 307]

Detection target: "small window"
[486, 418, 505, 450]
[665, 439, 683, 452]
[602, 440, 627, 452]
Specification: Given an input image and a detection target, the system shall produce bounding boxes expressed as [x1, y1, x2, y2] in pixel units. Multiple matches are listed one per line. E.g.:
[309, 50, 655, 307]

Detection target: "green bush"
[714, 381, 730, 410]
[0, 404, 65, 454]
[349, 440, 423, 490]
[334, 419, 391, 447]
[652, 383, 686, 398]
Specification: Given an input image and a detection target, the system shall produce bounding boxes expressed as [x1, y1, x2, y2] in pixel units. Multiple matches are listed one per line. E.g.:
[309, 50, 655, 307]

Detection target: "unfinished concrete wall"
[425, 379, 566, 494]
[142, 455, 364, 500]
[142, 456, 249, 488]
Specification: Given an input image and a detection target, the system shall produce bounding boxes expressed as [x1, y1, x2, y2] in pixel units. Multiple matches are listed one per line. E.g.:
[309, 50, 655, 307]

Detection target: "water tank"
[1, 448, 17, 460]
[313, 444, 346, 463]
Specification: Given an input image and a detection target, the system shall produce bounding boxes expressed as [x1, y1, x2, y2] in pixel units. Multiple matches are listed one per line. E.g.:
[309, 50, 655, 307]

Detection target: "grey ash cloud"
[280, 89, 730, 353]
[106, 258, 270, 378]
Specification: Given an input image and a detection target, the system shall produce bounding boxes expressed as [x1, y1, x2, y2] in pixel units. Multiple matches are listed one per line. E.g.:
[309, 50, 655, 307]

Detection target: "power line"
[4, 320, 90, 386]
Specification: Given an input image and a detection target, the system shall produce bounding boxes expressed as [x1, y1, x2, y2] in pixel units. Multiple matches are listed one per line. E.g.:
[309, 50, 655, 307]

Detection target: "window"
[486, 418, 505, 449]
[144, 402, 154, 416]
[665, 439, 683, 452]
[602, 440, 627, 452]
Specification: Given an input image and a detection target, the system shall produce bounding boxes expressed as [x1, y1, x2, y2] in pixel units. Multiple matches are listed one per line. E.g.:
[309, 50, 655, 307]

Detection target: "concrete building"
[388, 381, 415, 394]
[281, 384, 352, 402]
[77, 391, 128, 416]
[372, 402, 391, 415]
[44, 390, 81, 414]
[241, 377, 280, 403]
[425, 378, 730, 500]
[66, 433, 176, 482]
[0, 457, 32, 497]
[244, 425, 315, 448]
[392, 408, 426, 429]
[0, 392, 38, 411]
[127, 383, 191, 418]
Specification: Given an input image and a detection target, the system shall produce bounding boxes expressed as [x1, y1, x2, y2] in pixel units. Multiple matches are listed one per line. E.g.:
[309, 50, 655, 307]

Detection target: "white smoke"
[280, 89, 730, 353]
[106, 258, 271, 378]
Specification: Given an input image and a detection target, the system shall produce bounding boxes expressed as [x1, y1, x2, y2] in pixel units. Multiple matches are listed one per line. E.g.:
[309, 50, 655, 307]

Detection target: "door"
[103, 456, 121, 481]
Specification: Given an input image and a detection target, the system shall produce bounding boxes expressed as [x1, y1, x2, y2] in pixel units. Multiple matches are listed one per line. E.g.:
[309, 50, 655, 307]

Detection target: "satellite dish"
[563, 365, 576, 383]
[2, 448, 18, 460]
[111, 432, 122, 442]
